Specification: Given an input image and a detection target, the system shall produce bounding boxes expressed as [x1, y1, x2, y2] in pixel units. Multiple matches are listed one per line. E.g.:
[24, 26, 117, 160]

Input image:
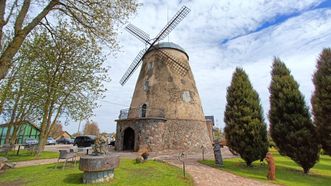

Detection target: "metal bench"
[25, 145, 38, 155]
[0, 144, 13, 156]
[55, 150, 77, 170]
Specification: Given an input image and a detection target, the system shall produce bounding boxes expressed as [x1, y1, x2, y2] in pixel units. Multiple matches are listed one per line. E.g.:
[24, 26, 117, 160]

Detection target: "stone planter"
[79, 155, 119, 184]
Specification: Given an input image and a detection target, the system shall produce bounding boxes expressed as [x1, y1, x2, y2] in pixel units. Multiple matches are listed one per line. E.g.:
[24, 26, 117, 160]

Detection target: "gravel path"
[14, 151, 139, 168]
[161, 157, 275, 186]
[15, 158, 59, 168]
[153, 148, 276, 186]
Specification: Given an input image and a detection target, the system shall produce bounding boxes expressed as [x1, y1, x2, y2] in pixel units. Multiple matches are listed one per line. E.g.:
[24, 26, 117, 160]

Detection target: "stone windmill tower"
[116, 6, 212, 152]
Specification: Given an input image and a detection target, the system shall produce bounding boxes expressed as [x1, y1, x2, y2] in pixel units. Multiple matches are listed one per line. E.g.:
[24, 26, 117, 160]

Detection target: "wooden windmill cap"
[147, 42, 189, 59]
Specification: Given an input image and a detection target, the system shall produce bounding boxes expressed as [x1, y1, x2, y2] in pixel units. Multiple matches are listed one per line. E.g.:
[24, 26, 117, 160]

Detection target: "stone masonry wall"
[116, 118, 166, 151]
[116, 118, 212, 152]
[128, 48, 205, 121]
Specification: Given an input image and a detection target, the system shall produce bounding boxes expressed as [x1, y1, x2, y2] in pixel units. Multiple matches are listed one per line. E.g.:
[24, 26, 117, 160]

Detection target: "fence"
[118, 107, 165, 119]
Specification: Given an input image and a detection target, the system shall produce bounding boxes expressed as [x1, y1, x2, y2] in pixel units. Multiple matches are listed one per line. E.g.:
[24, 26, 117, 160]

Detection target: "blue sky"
[63, 0, 331, 133]
[256, 1, 331, 32]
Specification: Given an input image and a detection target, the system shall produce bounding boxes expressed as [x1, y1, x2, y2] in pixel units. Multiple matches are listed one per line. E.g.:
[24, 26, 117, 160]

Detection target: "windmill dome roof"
[148, 42, 189, 59]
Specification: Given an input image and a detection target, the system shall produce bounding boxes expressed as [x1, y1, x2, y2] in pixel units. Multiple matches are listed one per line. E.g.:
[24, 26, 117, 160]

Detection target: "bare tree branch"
[14, 0, 31, 34]
[4, 0, 19, 25]
[0, 0, 6, 49]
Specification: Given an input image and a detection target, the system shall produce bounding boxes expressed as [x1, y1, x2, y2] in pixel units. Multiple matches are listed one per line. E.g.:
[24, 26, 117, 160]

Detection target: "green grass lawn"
[0, 159, 193, 186]
[2, 150, 58, 162]
[200, 150, 331, 186]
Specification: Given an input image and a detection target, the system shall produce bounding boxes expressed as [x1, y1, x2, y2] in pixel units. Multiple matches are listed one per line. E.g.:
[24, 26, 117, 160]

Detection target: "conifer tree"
[269, 58, 319, 173]
[312, 48, 331, 156]
[224, 68, 268, 166]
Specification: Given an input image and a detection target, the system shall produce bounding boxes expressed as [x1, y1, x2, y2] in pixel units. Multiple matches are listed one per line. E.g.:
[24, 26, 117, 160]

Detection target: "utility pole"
[77, 120, 82, 134]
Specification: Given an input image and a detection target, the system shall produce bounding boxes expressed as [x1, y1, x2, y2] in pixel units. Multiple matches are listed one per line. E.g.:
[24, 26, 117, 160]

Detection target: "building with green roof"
[0, 121, 40, 145]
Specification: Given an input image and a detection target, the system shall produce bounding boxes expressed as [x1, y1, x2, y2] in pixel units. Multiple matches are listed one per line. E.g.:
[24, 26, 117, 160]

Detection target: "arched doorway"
[123, 127, 135, 151]
[141, 104, 147, 118]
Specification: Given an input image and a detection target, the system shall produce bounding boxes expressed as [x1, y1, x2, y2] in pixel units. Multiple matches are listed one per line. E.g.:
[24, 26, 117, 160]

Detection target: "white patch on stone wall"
[181, 91, 191, 103]
[147, 62, 153, 71]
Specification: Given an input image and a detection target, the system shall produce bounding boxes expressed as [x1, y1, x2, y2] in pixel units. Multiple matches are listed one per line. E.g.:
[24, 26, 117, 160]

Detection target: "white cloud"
[63, 0, 331, 134]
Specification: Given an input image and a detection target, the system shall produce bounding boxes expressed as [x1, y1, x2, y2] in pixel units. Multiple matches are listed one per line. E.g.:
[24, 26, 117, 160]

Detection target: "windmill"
[120, 6, 191, 85]
[115, 5, 213, 152]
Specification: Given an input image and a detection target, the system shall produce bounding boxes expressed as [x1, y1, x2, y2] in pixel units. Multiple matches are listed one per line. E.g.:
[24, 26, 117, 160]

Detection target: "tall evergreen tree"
[269, 58, 319, 173]
[312, 48, 331, 156]
[224, 68, 268, 166]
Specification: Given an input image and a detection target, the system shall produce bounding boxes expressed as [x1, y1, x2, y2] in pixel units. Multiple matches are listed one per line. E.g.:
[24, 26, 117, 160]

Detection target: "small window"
[141, 104, 147, 118]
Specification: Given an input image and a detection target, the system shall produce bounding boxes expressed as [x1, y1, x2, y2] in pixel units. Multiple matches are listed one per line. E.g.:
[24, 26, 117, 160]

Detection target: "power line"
[96, 100, 129, 107]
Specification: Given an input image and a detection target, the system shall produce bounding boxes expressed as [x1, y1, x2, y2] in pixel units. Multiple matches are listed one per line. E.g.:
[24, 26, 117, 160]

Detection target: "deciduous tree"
[49, 122, 63, 139]
[0, 0, 137, 80]
[83, 121, 100, 136]
[6, 26, 109, 154]
[213, 127, 222, 141]
[1, 53, 40, 144]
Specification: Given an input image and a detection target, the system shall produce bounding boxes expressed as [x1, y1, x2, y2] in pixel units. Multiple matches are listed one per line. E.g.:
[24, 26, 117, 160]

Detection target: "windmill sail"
[157, 49, 189, 76]
[120, 6, 191, 85]
[120, 48, 147, 85]
[153, 6, 190, 42]
[125, 24, 150, 44]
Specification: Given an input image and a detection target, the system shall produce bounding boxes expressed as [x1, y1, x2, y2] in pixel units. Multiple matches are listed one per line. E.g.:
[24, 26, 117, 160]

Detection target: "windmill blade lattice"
[157, 49, 189, 76]
[125, 24, 150, 44]
[120, 6, 191, 85]
[154, 6, 190, 42]
[120, 48, 148, 85]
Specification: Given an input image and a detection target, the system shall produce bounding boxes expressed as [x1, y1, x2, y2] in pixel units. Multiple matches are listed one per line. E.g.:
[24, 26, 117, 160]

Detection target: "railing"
[118, 107, 165, 119]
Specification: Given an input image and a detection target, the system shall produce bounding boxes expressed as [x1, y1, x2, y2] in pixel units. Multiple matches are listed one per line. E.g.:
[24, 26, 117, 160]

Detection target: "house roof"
[55, 131, 72, 139]
[0, 120, 40, 131]
[205, 116, 215, 125]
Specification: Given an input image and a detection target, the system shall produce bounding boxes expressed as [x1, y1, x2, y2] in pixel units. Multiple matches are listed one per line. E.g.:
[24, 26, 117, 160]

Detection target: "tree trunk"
[0, 0, 6, 49]
[37, 134, 47, 157]
[0, 33, 26, 80]
[304, 167, 309, 174]
[9, 123, 20, 145]
[37, 97, 51, 156]
[37, 122, 47, 156]
[0, 0, 58, 80]
[4, 124, 12, 144]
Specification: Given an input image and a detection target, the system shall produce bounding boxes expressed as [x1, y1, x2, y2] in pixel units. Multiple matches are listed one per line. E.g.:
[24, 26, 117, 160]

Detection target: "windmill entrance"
[123, 127, 135, 151]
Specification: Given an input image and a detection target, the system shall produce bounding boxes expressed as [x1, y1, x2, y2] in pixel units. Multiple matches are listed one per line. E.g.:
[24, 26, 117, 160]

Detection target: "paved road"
[44, 144, 74, 152]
